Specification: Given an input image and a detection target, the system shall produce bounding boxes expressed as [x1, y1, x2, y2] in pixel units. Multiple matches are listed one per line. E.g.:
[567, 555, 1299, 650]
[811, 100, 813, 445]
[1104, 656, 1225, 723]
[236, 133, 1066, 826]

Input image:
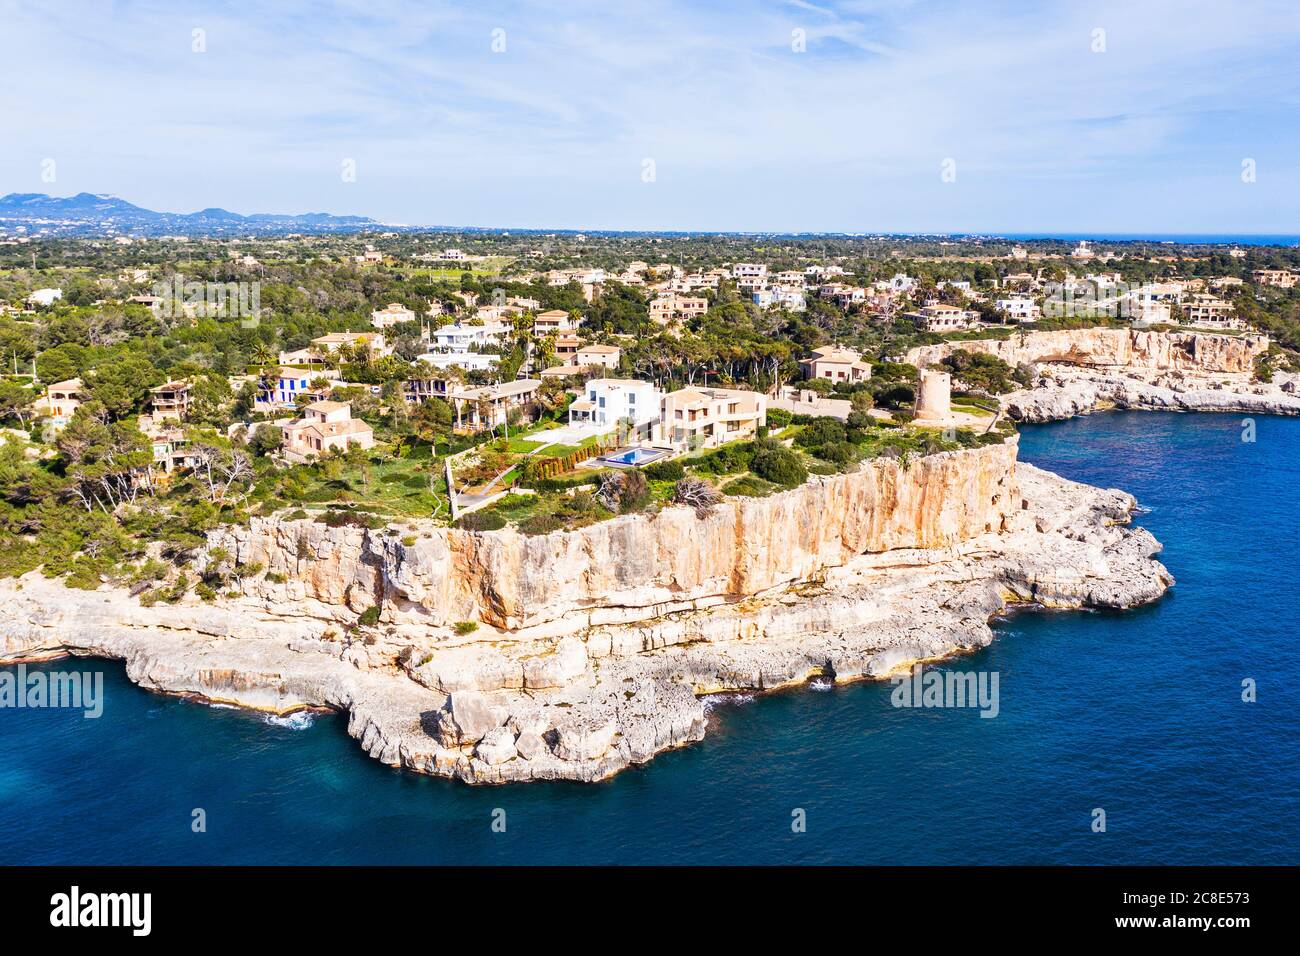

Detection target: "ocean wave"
[808, 677, 834, 692]
[701, 692, 755, 714]
[263, 711, 315, 730]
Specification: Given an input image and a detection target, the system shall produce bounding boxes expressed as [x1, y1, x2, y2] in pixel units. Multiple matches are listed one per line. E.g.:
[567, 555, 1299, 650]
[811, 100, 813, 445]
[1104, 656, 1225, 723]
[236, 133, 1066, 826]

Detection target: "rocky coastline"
[906, 327, 1300, 424]
[0, 434, 1173, 784]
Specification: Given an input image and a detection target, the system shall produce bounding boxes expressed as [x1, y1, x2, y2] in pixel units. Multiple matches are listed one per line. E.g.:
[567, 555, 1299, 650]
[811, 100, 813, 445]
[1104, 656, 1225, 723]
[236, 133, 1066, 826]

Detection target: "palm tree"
[250, 342, 274, 369]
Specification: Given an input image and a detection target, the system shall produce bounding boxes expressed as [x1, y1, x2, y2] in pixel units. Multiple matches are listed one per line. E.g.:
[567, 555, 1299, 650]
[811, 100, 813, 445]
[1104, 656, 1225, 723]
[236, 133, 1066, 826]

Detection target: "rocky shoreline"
[20, 327, 1273, 785]
[1002, 365, 1300, 423]
[906, 326, 1300, 424]
[0, 445, 1172, 784]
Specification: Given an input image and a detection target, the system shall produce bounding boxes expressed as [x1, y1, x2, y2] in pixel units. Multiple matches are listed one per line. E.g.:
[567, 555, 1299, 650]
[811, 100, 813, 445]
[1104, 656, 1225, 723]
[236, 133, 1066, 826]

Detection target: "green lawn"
[254, 444, 450, 520]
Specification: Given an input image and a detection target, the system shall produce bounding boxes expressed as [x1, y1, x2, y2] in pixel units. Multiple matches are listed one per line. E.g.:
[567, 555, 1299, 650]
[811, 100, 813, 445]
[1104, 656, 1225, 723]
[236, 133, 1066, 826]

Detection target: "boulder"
[436, 690, 507, 745]
[514, 730, 550, 761]
[522, 636, 588, 689]
[553, 717, 619, 761]
[475, 727, 517, 765]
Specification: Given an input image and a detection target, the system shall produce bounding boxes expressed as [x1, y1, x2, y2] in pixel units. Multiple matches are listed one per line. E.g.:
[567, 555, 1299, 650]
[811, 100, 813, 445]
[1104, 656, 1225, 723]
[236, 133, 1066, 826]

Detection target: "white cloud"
[2, 0, 1298, 231]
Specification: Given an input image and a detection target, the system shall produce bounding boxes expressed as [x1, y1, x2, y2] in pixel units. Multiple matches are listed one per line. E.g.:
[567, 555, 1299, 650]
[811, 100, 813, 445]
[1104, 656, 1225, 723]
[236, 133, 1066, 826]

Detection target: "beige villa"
[149, 380, 192, 421]
[38, 378, 85, 429]
[800, 346, 872, 384]
[652, 386, 767, 451]
[370, 302, 416, 329]
[575, 343, 621, 370]
[281, 401, 375, 461]
[447, 379, 542, 431]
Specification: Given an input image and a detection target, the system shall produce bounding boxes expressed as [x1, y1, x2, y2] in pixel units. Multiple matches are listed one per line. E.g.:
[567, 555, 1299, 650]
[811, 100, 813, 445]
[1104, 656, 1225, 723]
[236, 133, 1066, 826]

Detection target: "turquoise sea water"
[1, 411, 1296, 865]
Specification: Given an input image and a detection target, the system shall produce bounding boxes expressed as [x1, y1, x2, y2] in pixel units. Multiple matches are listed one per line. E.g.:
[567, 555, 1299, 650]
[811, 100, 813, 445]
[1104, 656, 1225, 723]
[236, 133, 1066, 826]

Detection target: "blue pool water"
[603, 447, 664, 466]
[1, 412, 1296, 864]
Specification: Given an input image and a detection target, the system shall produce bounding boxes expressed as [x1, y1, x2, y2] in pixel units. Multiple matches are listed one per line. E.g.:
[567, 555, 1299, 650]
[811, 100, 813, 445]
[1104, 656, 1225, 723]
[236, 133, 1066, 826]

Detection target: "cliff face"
[905, 328, 1267, 375]
[208, 440, 1021, 633]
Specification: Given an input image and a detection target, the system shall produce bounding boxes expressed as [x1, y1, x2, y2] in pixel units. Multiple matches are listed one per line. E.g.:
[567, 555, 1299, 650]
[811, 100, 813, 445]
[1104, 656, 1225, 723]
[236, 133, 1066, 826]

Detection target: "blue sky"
[4, 0, 1300, 233]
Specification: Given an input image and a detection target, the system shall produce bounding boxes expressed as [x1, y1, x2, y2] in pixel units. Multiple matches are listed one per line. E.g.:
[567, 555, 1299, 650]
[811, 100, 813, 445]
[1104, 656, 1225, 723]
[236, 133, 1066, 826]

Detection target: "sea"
[1, 411, 1296, 864]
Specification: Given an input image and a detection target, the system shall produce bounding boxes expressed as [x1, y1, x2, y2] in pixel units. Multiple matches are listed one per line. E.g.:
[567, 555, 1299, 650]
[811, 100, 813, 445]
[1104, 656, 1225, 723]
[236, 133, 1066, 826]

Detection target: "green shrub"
[846, 410, 873, 430]
[751, 447, 807, 487]
[765, 407, 793, 429]
[815, 441, 858, 466]
[453, 620, 479, 635]
[519, 513, 564, 535]
[694, 442, 754, 475]
[358, 606, 381, 626]
[722, 475, 777, 497]
[644, 458, 685, 482]
[455, 510, 507, 532]
[794, 417, 846, 447]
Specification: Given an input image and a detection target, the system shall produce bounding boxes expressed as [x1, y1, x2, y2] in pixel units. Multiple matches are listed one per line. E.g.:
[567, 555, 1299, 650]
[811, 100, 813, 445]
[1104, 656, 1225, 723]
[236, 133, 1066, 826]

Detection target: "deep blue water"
[1, 412, 1297, 865]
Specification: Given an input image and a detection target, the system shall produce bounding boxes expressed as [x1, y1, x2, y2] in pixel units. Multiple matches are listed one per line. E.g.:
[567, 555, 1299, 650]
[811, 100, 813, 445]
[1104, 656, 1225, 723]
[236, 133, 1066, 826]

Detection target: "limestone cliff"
[208, 440, 1021, 634]
[0, 449, 1172, 784]
[904, 328, 1267, 375]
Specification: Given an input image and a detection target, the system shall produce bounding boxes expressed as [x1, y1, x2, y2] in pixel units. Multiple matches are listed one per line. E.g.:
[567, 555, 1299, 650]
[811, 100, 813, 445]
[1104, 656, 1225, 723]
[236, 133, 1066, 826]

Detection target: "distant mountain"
[0, 192, 386, 237]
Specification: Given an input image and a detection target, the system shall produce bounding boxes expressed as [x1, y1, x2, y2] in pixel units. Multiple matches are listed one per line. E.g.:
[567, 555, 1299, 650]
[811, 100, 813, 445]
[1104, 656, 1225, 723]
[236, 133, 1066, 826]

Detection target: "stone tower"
[914, 368, 951, 421]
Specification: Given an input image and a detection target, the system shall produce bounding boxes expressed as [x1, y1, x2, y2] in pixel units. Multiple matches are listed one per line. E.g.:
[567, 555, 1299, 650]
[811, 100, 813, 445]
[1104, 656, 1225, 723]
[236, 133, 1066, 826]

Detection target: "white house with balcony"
[433, 322, 493, 353]
[995, 295, 1041, 323]
[567, 378, 661, 432]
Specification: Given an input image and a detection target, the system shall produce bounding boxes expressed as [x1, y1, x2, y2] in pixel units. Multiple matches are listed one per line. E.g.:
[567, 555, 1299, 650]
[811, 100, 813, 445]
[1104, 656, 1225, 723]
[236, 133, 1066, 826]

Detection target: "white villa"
[433, 322, 493, 352]
[418, 351, 499, 372]
[994, 296, 1041, 323]
[567, 378, 661, 431]
[906, 303, 981, 332]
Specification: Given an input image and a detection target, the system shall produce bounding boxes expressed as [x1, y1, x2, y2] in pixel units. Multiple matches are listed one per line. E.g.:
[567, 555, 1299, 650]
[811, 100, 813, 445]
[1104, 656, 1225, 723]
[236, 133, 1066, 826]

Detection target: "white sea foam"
[264, 711, 315, 730]
[701, 692, 755, 714]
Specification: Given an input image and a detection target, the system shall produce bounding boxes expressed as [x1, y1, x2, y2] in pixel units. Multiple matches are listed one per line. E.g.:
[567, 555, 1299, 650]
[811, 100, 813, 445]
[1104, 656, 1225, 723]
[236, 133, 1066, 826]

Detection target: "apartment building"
[1183, 295, 1245, 330]
[649, 293, 709, 325]
[1254, 269, 1299, 289]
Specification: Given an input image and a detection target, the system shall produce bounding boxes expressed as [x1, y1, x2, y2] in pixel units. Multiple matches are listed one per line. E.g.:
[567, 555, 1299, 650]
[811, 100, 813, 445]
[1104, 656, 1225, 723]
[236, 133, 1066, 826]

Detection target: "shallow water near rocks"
[0, 411, 1296, 864]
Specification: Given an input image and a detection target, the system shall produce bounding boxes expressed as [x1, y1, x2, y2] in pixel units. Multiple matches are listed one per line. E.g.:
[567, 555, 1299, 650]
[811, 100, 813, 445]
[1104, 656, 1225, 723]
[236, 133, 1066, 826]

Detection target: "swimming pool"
[601, 447, 668, 466]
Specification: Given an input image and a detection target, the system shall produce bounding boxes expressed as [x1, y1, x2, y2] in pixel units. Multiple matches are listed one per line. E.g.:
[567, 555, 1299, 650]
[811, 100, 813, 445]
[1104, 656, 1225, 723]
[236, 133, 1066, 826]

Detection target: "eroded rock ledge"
[0, 436, 1172, 784]
[907, 328, 1300, 424]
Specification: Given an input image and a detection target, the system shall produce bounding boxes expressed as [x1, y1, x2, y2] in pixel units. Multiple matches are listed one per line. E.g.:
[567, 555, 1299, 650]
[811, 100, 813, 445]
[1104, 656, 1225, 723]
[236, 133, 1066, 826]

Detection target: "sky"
[3, 0, 1300, 233]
